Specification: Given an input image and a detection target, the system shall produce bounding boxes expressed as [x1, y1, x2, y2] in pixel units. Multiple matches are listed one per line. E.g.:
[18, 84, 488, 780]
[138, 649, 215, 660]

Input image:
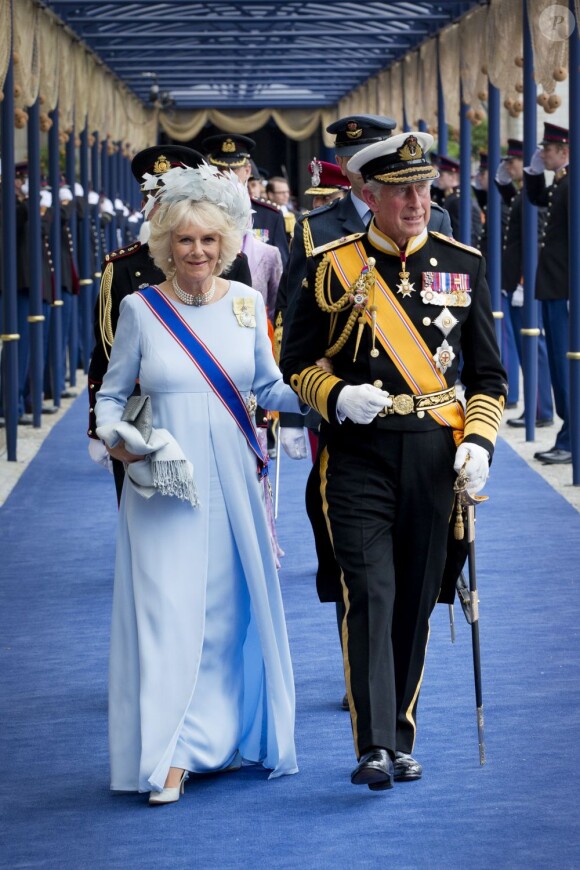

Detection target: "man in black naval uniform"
[523, 122, 571, 465]
[435, 155, 482, 247]
[202, 133, 289, 267]
[276, 115, 454, 667]
[87, 144, 252, 500]
[282, 132, 506, 790]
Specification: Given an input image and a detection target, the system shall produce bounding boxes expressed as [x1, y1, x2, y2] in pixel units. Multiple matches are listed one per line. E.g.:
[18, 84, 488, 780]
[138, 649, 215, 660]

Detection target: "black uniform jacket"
[441, 189, 483, 248]
[281, 228, 506, 461]
[523, 170, 569, 301]
[275, 194, 453, 427]
[250, 197, 289, 267]
[87, 242, 252, 438]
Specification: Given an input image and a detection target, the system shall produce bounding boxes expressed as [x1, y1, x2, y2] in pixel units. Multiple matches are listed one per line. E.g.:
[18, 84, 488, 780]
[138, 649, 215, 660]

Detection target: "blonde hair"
[148, 199, 243, 278]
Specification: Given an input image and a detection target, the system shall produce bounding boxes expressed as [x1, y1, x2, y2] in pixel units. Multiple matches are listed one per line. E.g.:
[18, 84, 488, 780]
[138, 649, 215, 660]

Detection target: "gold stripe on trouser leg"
[319, 446, 360, 757]
[403, 623, 431, 751]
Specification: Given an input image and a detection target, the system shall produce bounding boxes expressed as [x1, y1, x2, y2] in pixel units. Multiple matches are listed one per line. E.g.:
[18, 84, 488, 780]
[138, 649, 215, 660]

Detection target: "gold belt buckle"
[391, 394, 415, 415]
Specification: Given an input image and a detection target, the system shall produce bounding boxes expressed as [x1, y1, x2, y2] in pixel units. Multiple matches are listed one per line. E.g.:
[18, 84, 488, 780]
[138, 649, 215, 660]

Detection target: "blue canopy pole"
[418, 119, 427, 133]
[65, 130, 79, 388]
[0, 29, 19, 459]
[101, 139, 113, 252]
[27, 98, 44, 428]
[522, 0, 539, 442]
[459, 86, 472, 245]
[437, 39, 448, 156]
[568, 0, 580, 484]
[48, 106, 63, 409]
[487, 82, 502, 348]
[91, 131, 102, 312]
[79, 125, 93, 375]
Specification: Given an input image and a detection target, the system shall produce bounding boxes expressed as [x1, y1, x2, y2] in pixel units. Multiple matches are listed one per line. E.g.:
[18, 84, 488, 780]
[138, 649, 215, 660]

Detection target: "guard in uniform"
[282, 132, 506, 790]
[87, 144, 252, 500]
[524, 123, 571, 464]
[496, 139, 553, 427]
[436, 155, 482, 247]
[202, 133, 289, 266]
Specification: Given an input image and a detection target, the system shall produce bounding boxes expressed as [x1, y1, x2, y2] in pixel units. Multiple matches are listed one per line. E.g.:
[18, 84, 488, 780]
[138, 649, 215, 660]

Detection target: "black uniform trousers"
[320, 424, 457, 759]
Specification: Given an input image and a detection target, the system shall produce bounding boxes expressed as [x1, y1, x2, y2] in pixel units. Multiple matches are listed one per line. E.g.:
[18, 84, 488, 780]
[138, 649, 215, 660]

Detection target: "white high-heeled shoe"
[149, 769, 188, 805]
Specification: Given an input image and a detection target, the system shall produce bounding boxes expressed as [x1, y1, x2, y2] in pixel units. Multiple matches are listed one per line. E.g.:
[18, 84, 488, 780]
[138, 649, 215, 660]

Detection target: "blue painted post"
[487, 83, 503, 348]
[418, 119, 427, 133]
[522, 1, 539, 442]
[459, 89, 472, 245]
[91, 132, 102, 313]
[437, 40, 448, 156]
[79, 126, 93, 374]
[48, 107, 63, 408]
[65, 131, 78, 387]
[568, 0, 580, 484]
[0, 35, 18, 459]
[27, 98, 44, 427]
[101, 139, 113, 252]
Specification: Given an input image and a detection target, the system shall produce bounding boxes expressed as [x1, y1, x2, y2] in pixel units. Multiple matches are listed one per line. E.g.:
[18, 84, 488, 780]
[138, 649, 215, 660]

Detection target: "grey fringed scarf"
[96, 419, 199, 507]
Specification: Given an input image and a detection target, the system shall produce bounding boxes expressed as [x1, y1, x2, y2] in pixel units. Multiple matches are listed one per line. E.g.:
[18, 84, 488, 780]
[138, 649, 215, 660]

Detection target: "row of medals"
[367, 260, 471, 374]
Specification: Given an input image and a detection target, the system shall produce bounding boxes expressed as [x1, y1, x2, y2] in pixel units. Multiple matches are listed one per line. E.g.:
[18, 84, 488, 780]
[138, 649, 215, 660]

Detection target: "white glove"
[280, 427, 308, 460]
[454, 442, 490, 495]
[526, 148, 545, 175]
[512, 283, 524, 307]
[88, 438, 113, 474]
[336, 384, 392, 425]
[495, 161, 512, 186]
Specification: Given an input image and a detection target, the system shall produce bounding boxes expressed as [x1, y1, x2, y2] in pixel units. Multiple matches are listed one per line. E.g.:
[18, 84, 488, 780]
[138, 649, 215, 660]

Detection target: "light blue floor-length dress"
[96, 283, 301, 793]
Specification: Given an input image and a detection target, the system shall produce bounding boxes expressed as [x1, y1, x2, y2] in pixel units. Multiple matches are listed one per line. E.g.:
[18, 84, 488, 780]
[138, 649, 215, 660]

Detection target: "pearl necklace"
[172, 275, 216, 306]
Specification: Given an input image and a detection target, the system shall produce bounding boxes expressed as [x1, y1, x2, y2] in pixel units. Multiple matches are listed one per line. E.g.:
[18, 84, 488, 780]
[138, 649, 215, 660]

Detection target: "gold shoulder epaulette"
[429, 231, 482, 257]
[104, 242, 141, 263]
[311, 232, 365, 258]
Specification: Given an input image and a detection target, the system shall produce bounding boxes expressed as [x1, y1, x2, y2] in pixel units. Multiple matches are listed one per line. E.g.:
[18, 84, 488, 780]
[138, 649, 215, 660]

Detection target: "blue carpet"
[1, 396, 579, 869]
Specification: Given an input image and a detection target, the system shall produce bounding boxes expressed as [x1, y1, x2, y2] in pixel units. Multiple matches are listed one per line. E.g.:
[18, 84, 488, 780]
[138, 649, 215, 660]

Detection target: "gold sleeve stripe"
[463, 394, 505, 445]
[302, 218, 314, 258]
[290, 366, 342, 422]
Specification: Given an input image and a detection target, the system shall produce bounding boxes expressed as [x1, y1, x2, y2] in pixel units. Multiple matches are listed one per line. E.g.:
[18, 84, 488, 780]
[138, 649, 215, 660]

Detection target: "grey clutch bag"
[121, 394, 153, 443]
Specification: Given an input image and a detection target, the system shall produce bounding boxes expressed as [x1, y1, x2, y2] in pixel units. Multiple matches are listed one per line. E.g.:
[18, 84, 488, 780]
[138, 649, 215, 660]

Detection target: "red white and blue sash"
[137, 286, 268, 478]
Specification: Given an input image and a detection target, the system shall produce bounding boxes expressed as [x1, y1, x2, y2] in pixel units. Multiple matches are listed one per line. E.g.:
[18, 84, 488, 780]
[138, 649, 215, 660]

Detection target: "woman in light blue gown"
[96, 165, 303, 804]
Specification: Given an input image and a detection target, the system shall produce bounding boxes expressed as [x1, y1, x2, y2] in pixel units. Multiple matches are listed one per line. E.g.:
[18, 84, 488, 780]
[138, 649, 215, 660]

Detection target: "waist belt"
[378, 386, 457, 417]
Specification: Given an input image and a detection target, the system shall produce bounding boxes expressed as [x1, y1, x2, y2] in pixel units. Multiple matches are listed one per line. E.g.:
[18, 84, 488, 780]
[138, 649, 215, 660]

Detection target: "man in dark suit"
[282, 131, 506, 791]
[524, 123, 571, 465]
[87, 144, 252, 500]
[202, 133, 289, 267]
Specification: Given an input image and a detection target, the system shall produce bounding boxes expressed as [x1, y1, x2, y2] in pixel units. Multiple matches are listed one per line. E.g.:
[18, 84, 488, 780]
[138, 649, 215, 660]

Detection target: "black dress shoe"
[507, 415, 553, 429]
[394, 752, 422, 781]
[540, 448, 572, 465]
[351, 749, 394, 791]
[341, 693, 349, 711]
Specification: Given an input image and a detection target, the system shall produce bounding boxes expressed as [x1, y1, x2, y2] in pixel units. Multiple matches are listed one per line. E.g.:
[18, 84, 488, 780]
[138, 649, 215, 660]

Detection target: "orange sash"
[327, 241, 465, 434]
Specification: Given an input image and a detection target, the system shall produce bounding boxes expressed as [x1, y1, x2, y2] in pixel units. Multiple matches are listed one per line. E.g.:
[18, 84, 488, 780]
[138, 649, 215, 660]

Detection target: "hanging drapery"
[13, 0, 40, 111]
[0, 0, 11, 96]
[438, 24, 461, 129]
[389, 61, 404, 131]
[403, 51, 420, 128]
[418, 38, 438, 131]
[460, 5, 489, 121]
[487, 0, 523, 114]
[527, 0, 568, 113]
[160, 107, 336, 145]
[377, 69, 391, 120]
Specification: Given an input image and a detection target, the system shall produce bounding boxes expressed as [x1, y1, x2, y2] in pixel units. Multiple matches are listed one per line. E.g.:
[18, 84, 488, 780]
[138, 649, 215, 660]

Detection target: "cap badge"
[346, 121, 363, 140]
[222, 139, 236, 153]
[398, 136, 423, 162]
[310, 158, 322, 187]
[152, 155, 171, 175]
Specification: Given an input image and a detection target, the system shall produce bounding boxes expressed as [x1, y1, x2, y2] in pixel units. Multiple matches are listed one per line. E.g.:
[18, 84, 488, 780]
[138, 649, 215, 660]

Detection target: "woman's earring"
[217, 257, 222, 264]
[168, 255, 173, 263]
